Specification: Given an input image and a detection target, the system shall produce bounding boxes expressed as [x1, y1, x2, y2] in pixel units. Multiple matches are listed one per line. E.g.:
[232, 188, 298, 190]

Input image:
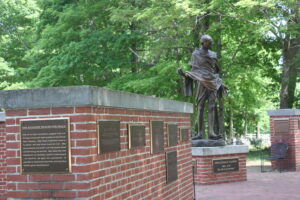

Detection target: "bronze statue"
[178, 35, 226, 140]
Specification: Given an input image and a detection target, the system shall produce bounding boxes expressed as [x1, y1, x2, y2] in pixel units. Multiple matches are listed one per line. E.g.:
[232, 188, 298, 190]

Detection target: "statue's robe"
[184, 48, 226, 103]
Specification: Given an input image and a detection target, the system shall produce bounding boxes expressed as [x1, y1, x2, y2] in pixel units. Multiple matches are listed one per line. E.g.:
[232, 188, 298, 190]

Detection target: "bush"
[249, 138, 262, 149]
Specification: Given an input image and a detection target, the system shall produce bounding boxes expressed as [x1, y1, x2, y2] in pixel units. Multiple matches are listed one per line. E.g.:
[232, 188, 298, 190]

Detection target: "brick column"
[0, 86, 194, 199]
[268, 109, 300, 171]
[0, 113, 6, 199]
[192, 145, 248, 185]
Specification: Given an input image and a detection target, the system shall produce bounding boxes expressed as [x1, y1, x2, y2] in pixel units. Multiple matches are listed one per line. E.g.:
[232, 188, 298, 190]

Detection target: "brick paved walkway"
[195, 165, 300, 200]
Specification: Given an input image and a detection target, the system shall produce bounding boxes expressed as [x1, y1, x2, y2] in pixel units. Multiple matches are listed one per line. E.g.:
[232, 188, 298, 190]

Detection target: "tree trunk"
[256, 123, 260, 139]
[215, 14, 225, 138]
[279, 7, 300, 108]
[229, 109, 233, 143]
[244, 112, 248, 135]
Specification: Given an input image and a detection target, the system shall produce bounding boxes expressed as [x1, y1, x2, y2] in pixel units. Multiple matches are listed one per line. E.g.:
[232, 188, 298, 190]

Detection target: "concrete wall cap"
[0, 86, 193, 113]
[192, 145, 249, 156]
[267, 109, 300, 116]
[0, 112, 4, 122]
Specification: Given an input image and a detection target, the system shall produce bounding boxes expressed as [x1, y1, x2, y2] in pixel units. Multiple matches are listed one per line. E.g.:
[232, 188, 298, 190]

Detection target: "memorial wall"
[0, 113, 6, 200]
[0, 86, 194, 199]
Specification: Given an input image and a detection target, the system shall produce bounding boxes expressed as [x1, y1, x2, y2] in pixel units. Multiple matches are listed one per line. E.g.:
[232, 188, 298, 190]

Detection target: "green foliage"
[0, 0, 298, 135]
[249, 138, 263, 149]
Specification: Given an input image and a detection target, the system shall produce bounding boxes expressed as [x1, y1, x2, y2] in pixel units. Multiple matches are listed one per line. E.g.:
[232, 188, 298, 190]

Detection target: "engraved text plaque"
[180, 128, 189, 141]
[166, 151, 178, 183]
[213, 158, 239, 173]
[129, 125, 146, 149]
[98, 121, 120, 153]
[151, 121, 164, 154]
[274, 120, 289, 134]
[167, 124, 177, 147]
[21, 118, 70, 173]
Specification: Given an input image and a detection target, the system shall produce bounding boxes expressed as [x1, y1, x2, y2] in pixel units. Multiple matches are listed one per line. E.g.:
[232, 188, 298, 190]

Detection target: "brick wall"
[5, 106, 193, 199]
[193, 153, 247, 185]
[0, 122, 6, 199]
[270, 115, 300, 171]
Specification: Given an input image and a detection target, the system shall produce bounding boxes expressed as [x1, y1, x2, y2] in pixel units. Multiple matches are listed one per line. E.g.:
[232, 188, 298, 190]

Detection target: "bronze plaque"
[128, 125, 146, 149]
[180, 128, 189, 141]
[21, 118, 70, 173]
[167, 124, 177, 147]
[213, 158, 239, 173]
[98, 121, 120, 153]
[150, 120, 164, 154]
[274, 120, 289, 134]
[166, 151, 178, 183]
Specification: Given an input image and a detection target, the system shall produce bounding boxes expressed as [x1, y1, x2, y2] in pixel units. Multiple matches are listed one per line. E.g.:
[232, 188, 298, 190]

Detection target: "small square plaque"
[128, 125, 146, 149]
[167, 124, 177, 147]
[150, 120, 164, 154]
[180, 128, 190, 141]
[98, 121, 120, 154]
[166, 151, 178, 183]
[274, 120, 289, 134]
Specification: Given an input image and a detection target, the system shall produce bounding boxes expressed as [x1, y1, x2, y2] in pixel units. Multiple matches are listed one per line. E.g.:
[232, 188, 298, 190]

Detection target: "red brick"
[64, 182, 90, 189]
[29, 174, 51, 181]
[18, 183, 40, 190]
[39, 182, 63, 190]
[7, 175, 27, 182]
[28, 108, 51, 115]
[6, 158, 20, 165]
[28, 191, 51, 198]
[52, 174, 75, 181]
[53, 191, 76, 198]
[5, 119, 16, 125]
[71, 115, 94, 122]
[7, 191, 28, 198]
[75, 107, 92, 113]
[51, 107, 74, 114]
[5, 126, 20, 133]
[76, 139, 96, 147]
[6, 110, 27, 116]
[6, 142, 20, 149]
[75, 123, 96, 130]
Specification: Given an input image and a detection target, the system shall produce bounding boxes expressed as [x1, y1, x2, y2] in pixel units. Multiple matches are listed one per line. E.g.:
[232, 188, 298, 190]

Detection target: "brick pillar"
[0, 120, 6, 200]
[268, 109, 300, 171]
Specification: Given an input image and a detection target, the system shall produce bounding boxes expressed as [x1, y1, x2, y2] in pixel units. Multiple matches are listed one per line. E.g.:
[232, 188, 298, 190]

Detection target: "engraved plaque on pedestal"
[274, 120, 289, 134]
[180, 128, 189, 141]
[150, 120, 164, 154]
[213, 158, 239, 173]
[166, 151, 178, 183]
[21, 118, 70, 174]
[98, 121, 120, 154]
[167, 124, 177, 147]
[128, 125, 146, 149]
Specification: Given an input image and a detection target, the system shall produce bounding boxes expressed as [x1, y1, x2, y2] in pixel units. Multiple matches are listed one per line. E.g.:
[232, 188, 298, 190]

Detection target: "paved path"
[195, 165, 300, 200]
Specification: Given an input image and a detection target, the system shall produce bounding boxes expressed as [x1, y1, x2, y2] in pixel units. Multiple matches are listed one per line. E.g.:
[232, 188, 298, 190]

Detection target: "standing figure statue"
[178, 35, 227, 140]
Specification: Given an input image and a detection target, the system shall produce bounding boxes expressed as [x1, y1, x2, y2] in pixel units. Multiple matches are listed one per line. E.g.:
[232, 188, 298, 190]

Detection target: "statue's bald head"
[200, 35, 212, 43]
[200, 35, 212, 50]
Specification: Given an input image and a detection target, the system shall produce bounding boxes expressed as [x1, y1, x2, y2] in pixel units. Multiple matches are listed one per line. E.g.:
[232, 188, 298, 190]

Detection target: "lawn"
[247, 148, 270, 166]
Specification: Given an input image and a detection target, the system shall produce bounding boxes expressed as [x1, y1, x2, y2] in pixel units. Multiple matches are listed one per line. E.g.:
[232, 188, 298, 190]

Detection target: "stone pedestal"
[192, 145, 248, 185]
[268, 109, 300, 171]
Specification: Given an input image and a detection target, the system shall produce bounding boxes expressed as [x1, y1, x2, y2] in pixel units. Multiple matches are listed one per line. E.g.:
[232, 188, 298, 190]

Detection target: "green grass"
[247, 148, 269, 162]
